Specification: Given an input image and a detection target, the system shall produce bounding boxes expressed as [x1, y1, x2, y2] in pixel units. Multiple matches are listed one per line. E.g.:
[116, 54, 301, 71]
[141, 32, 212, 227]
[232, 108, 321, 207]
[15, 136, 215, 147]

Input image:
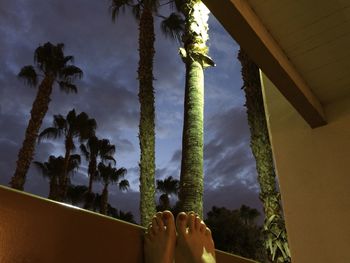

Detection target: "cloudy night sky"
[0, 0, 263, 223]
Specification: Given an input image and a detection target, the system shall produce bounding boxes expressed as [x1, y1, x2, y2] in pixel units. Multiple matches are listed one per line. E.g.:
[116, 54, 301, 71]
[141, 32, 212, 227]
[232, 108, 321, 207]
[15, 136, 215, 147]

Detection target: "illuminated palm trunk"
[10, 76, 54, 190]
[238, 49, 291, 263]
[138, 6, 156, 226]
[178, 1, 213, 217]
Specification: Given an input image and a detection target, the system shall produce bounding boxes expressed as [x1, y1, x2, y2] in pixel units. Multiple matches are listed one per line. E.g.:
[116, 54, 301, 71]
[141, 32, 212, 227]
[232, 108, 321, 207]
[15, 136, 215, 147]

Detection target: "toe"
[151, 218, 159, 234]
[205, 227, 212, 237]
[199, 221, 206, 233]
[188, 213, 195, 232]
[195, 216, 201, 231]
[176, 212, 188, 235]
[162, 210, 175, 233]
[156, 212, 164, 230]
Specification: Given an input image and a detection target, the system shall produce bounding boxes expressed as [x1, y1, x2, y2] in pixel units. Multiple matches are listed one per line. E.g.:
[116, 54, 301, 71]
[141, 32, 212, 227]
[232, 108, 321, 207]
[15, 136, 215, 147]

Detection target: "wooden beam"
[203, 0, 327, 128]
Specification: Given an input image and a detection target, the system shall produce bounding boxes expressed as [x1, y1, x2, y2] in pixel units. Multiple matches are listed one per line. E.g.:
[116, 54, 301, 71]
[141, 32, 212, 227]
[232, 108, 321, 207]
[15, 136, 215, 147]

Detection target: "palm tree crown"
[97, 162, 129, 214]
[39, 109, 96, 200]
[80, 136, 116, 208]
[33, 154, 81, 200]
[10, 42, 83, 190]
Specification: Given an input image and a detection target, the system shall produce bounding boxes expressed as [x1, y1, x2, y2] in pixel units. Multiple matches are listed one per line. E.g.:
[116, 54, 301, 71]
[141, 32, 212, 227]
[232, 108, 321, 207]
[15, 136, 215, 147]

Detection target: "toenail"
[179, 213, 186, 220]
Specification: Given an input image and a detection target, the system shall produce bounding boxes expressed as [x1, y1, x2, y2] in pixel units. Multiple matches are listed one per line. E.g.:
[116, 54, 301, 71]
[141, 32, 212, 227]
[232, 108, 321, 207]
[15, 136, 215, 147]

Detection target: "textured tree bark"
[138, 6, 156, 227]
[10, 76, 54, 190]
[179, 60, 204, 216]
[238, 49, 291, 263]
[178, 0, 212, 218]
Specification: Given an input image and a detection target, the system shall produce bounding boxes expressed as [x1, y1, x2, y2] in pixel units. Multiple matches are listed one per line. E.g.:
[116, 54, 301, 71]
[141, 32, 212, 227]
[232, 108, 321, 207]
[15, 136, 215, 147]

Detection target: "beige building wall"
[260, 72, 350, 263]
[0, 185, 256, 263]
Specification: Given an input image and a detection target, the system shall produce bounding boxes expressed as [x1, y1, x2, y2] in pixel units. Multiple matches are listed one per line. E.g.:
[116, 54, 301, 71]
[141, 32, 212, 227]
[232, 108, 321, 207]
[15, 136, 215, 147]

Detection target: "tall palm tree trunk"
[138, 6, 156, 226]
[84, 157, 97, 209]
[58, 135, 73, 201]
[178, 0, 213, 218]
[48, 176, 59, 200]
[10, 76, 54, 190]
[179, 61, 204, 216]
[238, 49, 291, 262]
[100, 184, 109, 215]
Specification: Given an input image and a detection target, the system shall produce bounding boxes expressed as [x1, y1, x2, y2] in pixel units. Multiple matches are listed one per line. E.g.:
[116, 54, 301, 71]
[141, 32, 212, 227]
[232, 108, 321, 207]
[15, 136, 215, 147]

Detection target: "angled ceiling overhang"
[204, 0, 327, 128]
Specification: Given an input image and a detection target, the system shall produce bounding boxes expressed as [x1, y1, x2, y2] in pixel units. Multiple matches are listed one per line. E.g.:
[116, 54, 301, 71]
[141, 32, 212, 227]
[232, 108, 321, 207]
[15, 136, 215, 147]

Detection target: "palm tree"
[156, 176, 179, 210]
[238, 49, 291, 263]
[110, 0, 183, 227]
[176, 0, 215, 217]
[80, 136, 116, 209]
[238, 205, 260, 226]
[33, 154, 81, 201]
[39, 109, 97, 200]
[67, 184, 88, 206]
[10, 42, 83, 190]
[97, 162, 129, 215]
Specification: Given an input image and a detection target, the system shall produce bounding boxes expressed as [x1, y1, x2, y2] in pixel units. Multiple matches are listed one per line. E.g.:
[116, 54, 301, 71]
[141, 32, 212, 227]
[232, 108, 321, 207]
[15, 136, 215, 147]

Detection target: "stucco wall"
[0, 185, 256, 263]
[260, 72, 350, 263]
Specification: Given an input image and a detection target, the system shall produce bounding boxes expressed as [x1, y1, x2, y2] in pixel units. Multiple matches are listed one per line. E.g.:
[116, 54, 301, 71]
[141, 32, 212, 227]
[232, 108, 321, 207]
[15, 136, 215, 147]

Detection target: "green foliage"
[238, 49, 291, 263]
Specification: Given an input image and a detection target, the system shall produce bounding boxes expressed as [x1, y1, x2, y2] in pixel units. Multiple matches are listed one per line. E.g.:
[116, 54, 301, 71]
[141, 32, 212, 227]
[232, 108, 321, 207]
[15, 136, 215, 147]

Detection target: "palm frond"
[18, 65, 38, 87]
[119, 179, 129, 191]
[110, 0, 134, 22]
[131, 3, 141, 20]
[68, 154, 81, 174]
[59, 65, 83, 80]
[160, 12, 184, 43]
[53, 114, 67, 130]
[116, 167, 127, 177]
[32, 161, 48, 177]
[103, 156, 116, 165]
[58, 81, 78, 94]
[80, 144, 90, 161]
[63, 55, 74, 64]
[38, 127, 60, 142]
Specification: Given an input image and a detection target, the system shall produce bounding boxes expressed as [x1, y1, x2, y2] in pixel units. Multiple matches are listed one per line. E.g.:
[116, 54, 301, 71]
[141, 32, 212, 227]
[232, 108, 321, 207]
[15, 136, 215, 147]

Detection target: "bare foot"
[144, 210, 176, 263]
[175, 212, 216, 263]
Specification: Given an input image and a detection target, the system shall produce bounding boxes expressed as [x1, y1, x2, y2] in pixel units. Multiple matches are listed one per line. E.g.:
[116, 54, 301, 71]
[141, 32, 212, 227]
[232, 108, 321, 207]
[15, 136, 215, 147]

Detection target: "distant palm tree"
[33, 154, 81, 201]
[110, 0, 183, 226]
[39, 109, 96, 200]
[238, 49, 290, 263]
[156, 176, 179, 210]
[176, 0, 215, 217]
[97, 162, 129, 215]
[238, 205, 260, 226]
[80, 136, 116, 209]
[10, 42, 83, 190]
[67, 184, 88, 206]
